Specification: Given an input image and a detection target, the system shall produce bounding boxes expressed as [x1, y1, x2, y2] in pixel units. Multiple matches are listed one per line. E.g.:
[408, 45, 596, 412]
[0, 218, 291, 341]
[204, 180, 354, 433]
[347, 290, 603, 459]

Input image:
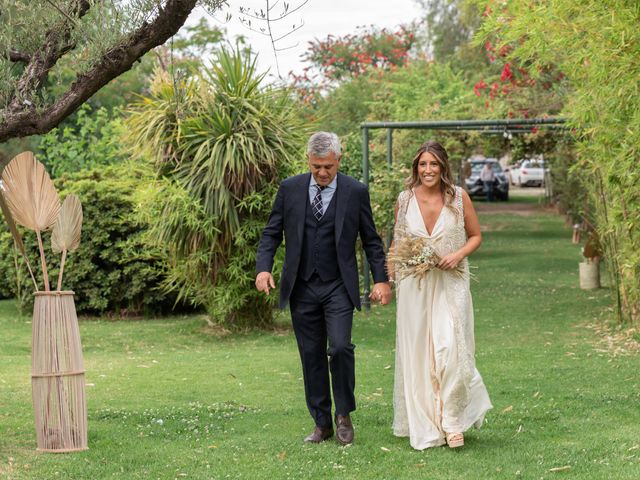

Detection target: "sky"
[193, 0, 424, 80]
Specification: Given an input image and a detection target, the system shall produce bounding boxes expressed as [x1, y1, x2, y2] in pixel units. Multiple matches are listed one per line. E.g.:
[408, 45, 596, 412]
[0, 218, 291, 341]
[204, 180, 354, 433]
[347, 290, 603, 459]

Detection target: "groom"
[255, 132, 391, 445]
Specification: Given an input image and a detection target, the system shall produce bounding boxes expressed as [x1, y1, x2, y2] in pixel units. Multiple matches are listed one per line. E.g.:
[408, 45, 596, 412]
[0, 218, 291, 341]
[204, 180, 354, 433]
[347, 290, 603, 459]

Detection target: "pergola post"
[385, 129, 394, 249]
[362, 127, 371, 308]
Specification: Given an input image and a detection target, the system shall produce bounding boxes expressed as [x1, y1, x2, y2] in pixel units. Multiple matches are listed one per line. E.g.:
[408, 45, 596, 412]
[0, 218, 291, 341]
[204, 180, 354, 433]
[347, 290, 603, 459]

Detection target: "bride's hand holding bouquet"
[437, 251, 465, 271]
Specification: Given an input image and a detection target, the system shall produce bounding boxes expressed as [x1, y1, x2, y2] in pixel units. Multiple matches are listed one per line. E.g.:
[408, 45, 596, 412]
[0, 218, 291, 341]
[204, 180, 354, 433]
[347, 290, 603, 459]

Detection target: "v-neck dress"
[392, 187, 492, 450]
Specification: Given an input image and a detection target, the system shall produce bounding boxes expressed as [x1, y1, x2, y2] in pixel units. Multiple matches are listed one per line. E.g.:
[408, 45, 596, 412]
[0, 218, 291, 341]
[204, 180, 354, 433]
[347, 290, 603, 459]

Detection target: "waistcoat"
[298, 192, 339, 281]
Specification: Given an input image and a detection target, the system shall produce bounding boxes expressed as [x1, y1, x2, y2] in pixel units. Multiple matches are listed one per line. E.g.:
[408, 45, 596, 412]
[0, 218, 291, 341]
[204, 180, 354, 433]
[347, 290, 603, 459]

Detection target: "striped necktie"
[311, 185, 325, 221]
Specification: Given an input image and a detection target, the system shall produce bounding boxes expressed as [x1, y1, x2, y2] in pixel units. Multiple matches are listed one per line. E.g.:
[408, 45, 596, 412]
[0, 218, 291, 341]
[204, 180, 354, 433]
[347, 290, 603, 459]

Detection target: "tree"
[290, 25, 418, 107]
[418, 0, 479, 60]
[0, 0, 224, 143]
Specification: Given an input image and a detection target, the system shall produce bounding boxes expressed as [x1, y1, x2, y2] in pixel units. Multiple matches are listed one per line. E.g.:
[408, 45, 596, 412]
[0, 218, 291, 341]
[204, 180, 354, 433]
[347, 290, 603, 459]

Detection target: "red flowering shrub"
[472, 38, 566, 120]
[290, 25, 417, 105]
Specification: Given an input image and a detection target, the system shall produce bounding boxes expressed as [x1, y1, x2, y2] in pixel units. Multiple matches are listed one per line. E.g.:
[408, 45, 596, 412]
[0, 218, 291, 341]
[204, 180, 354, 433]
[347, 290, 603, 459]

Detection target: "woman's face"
[416, 151, 442, 188]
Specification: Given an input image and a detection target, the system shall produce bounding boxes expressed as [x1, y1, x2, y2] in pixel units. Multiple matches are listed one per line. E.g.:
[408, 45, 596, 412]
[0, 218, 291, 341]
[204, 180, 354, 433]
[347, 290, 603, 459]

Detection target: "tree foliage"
[0, 0, 224, 143]
[290, 25, 418, 106]
[475, 0, 640, 323]
[37, 104, 126, 177]
[418, 0, 480, 61]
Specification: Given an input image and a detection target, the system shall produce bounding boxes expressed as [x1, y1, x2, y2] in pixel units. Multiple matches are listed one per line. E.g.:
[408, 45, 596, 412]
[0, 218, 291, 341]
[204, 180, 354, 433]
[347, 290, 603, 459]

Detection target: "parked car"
[513, 159, 546, 187]
[464, 158, 509, 201]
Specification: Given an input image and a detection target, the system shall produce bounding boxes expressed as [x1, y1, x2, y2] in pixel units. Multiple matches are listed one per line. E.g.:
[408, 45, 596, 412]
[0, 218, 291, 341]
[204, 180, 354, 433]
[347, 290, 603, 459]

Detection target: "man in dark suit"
[255, 132, 391, 445]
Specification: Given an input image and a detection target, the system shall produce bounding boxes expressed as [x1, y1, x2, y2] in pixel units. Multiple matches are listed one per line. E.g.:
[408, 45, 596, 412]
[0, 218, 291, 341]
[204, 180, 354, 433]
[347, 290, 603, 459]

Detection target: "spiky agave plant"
[125, 47, 308, 326]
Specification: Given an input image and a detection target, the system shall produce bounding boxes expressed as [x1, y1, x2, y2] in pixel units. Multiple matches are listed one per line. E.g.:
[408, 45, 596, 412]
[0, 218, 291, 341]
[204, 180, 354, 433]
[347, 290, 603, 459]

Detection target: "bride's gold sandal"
[446, 432, 464, 448]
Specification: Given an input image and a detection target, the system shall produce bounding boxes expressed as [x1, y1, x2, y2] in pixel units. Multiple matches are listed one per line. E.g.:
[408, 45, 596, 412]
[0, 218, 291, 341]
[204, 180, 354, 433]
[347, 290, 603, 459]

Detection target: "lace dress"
[392, 187, 492, 450]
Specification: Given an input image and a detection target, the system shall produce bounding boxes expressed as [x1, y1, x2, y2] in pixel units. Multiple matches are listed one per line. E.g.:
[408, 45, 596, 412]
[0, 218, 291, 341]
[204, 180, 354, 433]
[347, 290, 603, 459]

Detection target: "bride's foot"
[446, 432, 464, 448]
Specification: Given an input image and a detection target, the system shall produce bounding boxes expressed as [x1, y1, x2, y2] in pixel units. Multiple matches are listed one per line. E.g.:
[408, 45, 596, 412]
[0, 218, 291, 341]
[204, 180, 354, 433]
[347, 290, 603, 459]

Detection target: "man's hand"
[369, 282, 392, 305]
[255, 272, 276, 295]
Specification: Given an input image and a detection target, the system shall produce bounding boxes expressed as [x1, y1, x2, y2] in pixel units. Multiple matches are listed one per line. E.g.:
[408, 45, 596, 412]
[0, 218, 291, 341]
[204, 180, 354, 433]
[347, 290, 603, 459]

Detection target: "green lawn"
[1, 198, 638, 479]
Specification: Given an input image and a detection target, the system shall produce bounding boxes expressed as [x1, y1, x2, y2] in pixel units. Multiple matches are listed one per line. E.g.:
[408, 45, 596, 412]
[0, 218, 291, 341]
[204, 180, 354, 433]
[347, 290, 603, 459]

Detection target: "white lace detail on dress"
[443, 187, 475, 412]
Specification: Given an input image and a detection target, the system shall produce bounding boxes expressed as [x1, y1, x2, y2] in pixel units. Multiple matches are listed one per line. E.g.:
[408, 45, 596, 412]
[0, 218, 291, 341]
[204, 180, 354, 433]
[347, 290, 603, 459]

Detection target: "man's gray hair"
[307, 132, 341, 158]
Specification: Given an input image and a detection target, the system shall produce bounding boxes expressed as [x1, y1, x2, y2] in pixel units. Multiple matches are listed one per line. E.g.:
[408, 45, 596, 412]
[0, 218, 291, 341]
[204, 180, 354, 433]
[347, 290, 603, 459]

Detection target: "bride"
[389, 141, 492, 450]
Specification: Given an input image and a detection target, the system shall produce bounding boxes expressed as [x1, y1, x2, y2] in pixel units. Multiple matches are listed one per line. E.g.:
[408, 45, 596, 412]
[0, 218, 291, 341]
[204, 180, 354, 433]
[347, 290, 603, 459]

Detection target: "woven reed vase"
[31, 291, 88, 452]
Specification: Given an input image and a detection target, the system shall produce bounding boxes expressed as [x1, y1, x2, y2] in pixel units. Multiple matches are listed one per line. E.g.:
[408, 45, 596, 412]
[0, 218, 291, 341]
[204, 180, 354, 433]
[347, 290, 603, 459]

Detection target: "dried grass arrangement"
[1, 151, 87, 452]
[388, 234, 469, 287]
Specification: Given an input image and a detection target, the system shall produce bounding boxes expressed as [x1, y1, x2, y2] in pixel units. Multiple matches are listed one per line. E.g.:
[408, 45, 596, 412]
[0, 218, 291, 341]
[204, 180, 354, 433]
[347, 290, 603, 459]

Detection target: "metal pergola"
[360, 117, 568, 309]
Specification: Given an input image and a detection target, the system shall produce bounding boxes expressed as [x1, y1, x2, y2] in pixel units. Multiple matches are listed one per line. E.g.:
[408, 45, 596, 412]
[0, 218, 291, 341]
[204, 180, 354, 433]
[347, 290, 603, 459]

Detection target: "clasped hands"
[368, 282, 392, 305]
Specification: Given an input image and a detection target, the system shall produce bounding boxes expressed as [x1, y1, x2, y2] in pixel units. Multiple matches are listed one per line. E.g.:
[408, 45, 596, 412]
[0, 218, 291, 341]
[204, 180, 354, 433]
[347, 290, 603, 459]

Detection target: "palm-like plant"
[126, 48, 309, 326]
[178, 50, 302, 250]
[125, 68, 196, 174]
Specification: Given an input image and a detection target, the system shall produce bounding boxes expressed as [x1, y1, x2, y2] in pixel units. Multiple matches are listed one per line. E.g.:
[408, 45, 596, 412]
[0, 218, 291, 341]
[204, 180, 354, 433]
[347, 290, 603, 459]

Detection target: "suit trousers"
[289, 274, 356, 428]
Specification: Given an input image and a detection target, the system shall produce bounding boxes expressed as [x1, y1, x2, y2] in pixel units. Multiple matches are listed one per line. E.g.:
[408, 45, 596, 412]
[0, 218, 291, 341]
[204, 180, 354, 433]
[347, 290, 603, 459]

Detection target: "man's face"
[308, 152, 341, 186]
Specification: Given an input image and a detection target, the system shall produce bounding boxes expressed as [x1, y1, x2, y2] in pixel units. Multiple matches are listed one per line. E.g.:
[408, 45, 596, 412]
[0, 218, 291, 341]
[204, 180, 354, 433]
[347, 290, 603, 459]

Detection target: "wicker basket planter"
[31, 291, 87, 452]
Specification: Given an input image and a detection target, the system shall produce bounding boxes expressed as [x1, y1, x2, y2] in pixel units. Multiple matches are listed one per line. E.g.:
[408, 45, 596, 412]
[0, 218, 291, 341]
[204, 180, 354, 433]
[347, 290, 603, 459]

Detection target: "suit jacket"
[256, 172, 388, 310]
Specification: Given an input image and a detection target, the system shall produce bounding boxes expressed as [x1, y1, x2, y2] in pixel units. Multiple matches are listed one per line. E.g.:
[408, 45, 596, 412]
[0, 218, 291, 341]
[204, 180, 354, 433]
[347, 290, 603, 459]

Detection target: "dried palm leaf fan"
[1, 151, 60, 290]
[51, 194, 83, 291]
[0, 187, 38, 290]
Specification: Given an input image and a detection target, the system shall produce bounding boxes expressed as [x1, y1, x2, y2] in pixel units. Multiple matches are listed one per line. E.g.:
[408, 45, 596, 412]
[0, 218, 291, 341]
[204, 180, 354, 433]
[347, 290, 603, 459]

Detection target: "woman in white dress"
[389, 141, 492, 450]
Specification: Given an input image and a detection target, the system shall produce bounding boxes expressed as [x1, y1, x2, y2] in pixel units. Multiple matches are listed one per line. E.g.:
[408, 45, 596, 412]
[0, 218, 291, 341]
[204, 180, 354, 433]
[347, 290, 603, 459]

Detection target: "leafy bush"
[0, 163, 177, 316]
[37, 104, 126, 178]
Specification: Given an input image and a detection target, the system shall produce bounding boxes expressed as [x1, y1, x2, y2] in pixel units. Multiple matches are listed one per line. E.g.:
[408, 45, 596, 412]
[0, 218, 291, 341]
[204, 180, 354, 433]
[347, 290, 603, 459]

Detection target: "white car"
[513, 159, 546, 187]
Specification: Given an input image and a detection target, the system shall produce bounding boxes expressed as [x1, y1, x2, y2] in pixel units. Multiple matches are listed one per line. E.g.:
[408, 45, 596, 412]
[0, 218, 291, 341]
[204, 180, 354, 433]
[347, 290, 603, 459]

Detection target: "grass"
[1, 197, 639, 479]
